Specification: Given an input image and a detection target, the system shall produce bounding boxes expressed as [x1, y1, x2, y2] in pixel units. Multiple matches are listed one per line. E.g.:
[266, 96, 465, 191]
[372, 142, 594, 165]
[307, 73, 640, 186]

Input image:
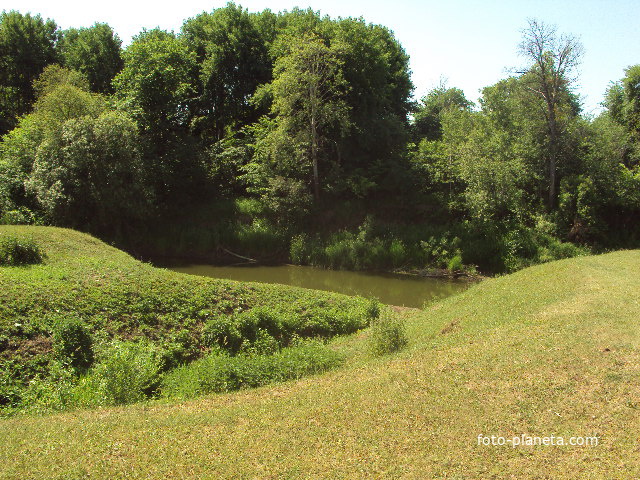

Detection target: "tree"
[0, 66, 105, 217]
[264, 34, 350, 200]
[605, 65, 640, 159]
[518, 19, 583, 208]
[413, 82, 473, 141]
[58, 23, 123, 94]
[182, 3, 272, 141]
[26, 111, 150, 236]
[113, 29, 196, 142]
[0, 11, 58, 134]
[328, 18, 413, 193]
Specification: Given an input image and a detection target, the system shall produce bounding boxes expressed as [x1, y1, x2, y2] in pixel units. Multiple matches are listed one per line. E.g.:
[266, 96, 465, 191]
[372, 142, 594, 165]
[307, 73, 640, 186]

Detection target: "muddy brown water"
[162, 263, 470, 308]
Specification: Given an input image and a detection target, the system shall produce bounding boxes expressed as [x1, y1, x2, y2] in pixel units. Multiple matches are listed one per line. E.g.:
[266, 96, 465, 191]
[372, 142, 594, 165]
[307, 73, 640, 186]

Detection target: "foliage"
[368, 311, 408, 356]
[0, 11, 58, 133]
[0, 234, 43, 265]
[259, 33, 351, 200]
[85, 340, 164, 406]
[162, 340, 343, 399]
[58, 23, 123, 94]
[51, 317, 94, 372]
[113, 29, 196, 140]
[26, 110, 151, 235]
[182, 3, 272, 141]
[412, 82, 473, 141]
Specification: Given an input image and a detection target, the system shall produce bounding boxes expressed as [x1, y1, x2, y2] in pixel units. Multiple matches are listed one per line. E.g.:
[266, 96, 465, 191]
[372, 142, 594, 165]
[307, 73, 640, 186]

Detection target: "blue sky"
[6, 0, 640, 115]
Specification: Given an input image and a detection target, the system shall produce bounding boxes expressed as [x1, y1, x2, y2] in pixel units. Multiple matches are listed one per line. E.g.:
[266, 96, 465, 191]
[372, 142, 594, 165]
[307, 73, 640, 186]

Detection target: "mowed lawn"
[1, 250, 639, 479]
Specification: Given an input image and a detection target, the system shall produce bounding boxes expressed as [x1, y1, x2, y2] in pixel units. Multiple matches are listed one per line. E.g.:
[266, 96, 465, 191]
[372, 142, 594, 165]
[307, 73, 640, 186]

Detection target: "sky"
[5, 0, 640, 115]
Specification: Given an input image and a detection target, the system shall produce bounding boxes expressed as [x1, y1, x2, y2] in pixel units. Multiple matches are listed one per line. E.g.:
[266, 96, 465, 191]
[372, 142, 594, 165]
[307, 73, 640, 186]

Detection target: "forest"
[1, 4, 639, 274]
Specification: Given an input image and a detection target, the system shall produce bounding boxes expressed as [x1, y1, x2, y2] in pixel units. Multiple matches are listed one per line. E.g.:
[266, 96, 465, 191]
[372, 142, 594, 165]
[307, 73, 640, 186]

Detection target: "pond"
[162, 263, 470, 308]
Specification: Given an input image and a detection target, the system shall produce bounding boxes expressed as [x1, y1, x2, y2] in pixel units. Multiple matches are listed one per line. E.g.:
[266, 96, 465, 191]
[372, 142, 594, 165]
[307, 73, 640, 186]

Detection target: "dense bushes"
[0, 234, 43, 265]
[52, 317, 94, 372]
[162, 341, 343, 399]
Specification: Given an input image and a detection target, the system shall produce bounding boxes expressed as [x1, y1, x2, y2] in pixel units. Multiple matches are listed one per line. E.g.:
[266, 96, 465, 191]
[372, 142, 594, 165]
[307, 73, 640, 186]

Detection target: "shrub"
[87, 340, 163, 405]
[388, 239, 406, 268]
[0, 208, 35, 225]
[368, 311, 408, 356]
[289, 234, 308, 264]
[162, 341, 343, 399]
[0, 235, 43, 266]
[447, 254, 463, 272]
[52, 318, 94, 372]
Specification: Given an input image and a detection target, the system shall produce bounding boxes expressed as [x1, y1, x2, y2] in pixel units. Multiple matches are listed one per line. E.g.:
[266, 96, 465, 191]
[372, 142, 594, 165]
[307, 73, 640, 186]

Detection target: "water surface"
[164, 263, 469, 308]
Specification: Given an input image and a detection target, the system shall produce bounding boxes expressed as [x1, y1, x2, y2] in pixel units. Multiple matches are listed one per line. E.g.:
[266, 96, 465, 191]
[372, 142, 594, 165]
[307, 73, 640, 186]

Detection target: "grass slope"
[1, 248, 638, 478]
[0, 226, 376, 411]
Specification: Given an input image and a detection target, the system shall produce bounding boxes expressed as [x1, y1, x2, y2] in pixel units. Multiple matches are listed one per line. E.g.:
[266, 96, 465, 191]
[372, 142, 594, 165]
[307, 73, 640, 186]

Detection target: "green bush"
[447, 254, 463, 272]
[289, 234, 308, 264]
[0, 208, 35, 225]
[52, 318, 94, 372]
[368, 312, 408, 356]
[162, 341, 343, 399]
[0, 235, 43, 266]
[86, 340, 163, 406]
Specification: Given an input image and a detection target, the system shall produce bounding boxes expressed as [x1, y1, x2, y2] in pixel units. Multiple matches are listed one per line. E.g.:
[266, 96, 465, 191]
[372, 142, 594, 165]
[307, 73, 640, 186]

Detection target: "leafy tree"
[518, 19, 583, 208]
[260, 34, 351, 200]
[328, 18, 413, 193]
[113, 29, 196, 143]
[604, 65, 640, 164]
[58, 23, 123, 94]
[26, 110, 150, 235]
[0, 11, 58, 134]
[182, 3, 272, 141]
[441, 107, 528, 223]
[413, 82, 473, 141]
[33, 64, 90, 98]
[0, 66, 104, 216]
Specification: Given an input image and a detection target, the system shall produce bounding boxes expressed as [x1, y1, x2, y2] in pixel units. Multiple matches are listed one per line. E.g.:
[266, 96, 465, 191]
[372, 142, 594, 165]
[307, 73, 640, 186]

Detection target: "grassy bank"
[0, 226, 378, 413]
[1, 248, 638, 477]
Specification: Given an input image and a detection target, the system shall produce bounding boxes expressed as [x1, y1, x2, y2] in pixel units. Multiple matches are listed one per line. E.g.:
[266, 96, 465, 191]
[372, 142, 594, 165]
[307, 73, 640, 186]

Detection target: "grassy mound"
[0, 226, 378, 412]
[1, 248, 638, 478]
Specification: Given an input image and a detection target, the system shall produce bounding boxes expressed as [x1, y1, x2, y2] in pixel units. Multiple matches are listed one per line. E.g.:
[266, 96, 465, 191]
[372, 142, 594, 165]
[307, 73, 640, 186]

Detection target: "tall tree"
[0, 11, 58, 134]
[518, 19, 583, 208]
[413, 82, 473, 141]
[182, 3, 272, 141]
[58, 23, 123, 94]
[113, 29, 196, 142]
[262, 34, 350, 200]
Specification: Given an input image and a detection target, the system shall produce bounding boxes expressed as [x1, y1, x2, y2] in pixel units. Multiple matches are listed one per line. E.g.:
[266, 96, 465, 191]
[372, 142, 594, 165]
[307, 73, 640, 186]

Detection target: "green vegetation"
[1, 249, 638, 477]
[0, 226, 378, 414]
[0, 6, 637, 476]
[1, 8, 636, 274]
[162, 341, 343, 399]
[0, 233, 42, 265]
[368, 310, 408, 356]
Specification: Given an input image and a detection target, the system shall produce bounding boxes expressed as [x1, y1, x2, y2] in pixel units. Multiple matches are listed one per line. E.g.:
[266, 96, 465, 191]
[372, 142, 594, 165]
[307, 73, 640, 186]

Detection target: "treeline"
[0, 6, 638, 273]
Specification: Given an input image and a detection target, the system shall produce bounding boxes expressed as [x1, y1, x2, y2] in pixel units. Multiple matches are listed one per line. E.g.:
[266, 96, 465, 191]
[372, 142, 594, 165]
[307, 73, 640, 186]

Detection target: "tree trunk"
[311, 114, 320, 201]
[547, 103, 558, 209]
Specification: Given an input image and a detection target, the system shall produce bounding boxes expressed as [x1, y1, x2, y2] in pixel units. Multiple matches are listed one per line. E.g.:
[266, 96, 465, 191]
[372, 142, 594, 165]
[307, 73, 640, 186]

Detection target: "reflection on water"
[162, 263, 469, 308]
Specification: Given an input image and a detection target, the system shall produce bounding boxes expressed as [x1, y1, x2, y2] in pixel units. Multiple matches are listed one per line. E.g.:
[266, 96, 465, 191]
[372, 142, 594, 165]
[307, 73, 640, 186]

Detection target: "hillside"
[1, 243, 638, 478]
[0, 226, 378, 413]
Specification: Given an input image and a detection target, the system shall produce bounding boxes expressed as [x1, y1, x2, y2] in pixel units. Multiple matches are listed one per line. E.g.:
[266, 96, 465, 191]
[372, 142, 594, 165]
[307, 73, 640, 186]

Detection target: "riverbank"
[0, 226, 380, 415]
[2, 248, 638, 477]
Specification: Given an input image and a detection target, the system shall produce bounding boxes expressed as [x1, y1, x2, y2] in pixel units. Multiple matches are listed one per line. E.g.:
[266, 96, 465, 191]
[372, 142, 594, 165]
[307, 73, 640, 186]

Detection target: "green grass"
[1, 227, 638, 477]
[0, 226, 378, 412]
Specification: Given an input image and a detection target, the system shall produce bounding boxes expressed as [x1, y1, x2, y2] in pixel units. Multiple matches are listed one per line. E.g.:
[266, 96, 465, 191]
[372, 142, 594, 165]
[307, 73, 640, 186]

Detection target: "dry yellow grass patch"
[1, 250, 639, 479]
